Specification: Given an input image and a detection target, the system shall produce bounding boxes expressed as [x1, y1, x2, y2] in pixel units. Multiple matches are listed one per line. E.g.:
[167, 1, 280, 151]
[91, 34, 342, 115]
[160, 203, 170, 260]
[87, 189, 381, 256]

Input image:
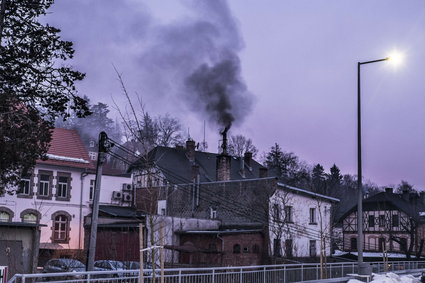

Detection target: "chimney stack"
[385, 187, 393, 194]
[402, 188, 410, 202]
[186, 139, 196, 163]
[216, 155, 231, 181]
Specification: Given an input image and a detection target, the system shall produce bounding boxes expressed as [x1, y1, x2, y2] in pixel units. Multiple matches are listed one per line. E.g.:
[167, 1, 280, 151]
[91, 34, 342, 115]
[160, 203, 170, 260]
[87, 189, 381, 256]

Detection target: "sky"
[46, 0, 425, 189]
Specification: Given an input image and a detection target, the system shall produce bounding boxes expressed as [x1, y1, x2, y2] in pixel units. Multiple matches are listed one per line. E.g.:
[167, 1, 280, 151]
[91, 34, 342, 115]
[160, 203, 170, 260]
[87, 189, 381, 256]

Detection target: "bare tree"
[228, 134, 258, 157]
[156, 114, 184, 147]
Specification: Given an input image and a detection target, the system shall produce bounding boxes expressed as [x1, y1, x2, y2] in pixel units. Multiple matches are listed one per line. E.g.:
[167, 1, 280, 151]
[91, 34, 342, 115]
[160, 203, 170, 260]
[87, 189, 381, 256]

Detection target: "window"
[243, 246, 249, 253]
[89, 141, 95, 148]
[379, 215, 385, 227]
[19, 174, 31, 195]
[57, 176, 68, 198]
[0, 207, 14, 222]
[285, 239, 293, 258]
[23, 213, 37, 223]
[89, 152, 97, 161]
[284, 206, 293, 223]
[309, 208, 316, 224]
[368, 215, 375, 228]
[233, 244, 241, 254]
[379, 238, 386, 251]
[89, 180, 95, 201]
[392, 215, 399, 227]
[273, 204, 280, 222]
[20, 209, 40, 224]
[309, 240, 316, 257]
[56, 173, 71, 201]
[38, 174, 50, 197]
[37, 170, 53, 199]
[350, 237, 357, 251]
[52, 211, 71, 243]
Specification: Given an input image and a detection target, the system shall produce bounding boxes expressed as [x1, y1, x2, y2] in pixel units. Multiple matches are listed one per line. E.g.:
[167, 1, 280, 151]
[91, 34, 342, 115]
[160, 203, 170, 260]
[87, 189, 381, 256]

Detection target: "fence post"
[263, 267, 266, 283]
[239, 268, 243, 283]
[87, 273, 91, 283]
[283, 265, 286, 283]
[300, 264, 303, 282]
[212, 269, 215, 283]
[178, 270, 182, 283]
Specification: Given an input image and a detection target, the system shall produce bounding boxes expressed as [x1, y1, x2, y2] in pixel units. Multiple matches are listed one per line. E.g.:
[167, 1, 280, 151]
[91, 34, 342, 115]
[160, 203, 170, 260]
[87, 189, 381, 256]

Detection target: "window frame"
[56, 172, 72, 201]
[51, 211, 71, 244]
[37, 170, 53, 200]
[20, 209, 41, 224]
[284, 206, 293, 223]
[309, 240, 316, 257]
[0, 207, 14, 222]
[309, 208, 317, 224]
[18, 172, 34, 198]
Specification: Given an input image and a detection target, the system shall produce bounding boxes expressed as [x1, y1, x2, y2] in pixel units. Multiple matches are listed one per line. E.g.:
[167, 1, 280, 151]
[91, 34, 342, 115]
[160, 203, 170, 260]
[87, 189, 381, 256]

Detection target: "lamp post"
[357, 57, 389, 274]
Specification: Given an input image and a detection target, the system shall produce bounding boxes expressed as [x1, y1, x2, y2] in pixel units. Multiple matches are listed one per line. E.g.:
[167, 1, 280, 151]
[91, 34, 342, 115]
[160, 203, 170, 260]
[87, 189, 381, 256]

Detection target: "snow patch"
[47, 154, 89, 164]
[348, 273, 420, 283]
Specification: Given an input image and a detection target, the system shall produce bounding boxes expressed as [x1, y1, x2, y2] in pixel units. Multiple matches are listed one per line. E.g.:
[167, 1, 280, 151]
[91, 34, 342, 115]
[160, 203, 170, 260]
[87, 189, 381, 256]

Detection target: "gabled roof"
[339, 191, 425, 223]
[37, 128, 94, 170]
[131, 146, 266, 183]
[277, 183, 340, 203]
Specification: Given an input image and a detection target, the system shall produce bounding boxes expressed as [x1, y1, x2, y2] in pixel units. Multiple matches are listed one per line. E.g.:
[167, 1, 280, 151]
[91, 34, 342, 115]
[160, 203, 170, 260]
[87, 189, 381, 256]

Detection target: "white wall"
[0, 165, 131, 251]
[269, 188, 334, 258]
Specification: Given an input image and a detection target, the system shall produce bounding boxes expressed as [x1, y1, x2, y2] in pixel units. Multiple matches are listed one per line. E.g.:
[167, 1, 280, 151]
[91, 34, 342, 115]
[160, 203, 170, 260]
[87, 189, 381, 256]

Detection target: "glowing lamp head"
[387, 50, 404, 67]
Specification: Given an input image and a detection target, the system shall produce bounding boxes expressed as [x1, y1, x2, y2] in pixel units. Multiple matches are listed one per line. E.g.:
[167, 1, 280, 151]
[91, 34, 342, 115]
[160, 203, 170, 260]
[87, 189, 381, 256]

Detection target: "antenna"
[200, 121, 208, 151]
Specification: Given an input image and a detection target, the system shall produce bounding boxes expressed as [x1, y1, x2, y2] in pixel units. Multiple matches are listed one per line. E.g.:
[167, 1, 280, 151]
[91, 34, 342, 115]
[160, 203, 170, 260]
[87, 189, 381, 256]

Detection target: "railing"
[8, 261, 425, 283]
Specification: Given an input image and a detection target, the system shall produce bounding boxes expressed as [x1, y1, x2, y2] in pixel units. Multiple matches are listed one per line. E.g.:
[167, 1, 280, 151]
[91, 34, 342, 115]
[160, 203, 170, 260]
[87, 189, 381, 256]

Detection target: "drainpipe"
[79, 170, 89, 250]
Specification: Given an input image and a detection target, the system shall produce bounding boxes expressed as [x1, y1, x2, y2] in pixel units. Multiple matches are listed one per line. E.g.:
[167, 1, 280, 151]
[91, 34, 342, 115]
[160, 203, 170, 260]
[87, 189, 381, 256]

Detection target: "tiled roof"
[37, 128, 95, 170]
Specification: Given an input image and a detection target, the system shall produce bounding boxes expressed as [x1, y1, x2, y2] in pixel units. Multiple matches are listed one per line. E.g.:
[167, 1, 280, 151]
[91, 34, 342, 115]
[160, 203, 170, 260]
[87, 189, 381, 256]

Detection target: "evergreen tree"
[312, 163, 326, 194]
[0, 0, 89, 192]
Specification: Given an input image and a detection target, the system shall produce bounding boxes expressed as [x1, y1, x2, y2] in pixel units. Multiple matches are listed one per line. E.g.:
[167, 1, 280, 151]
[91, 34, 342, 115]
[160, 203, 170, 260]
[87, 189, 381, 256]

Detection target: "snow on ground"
[348, 272, 420, 283]
[332, 250, 416, 259]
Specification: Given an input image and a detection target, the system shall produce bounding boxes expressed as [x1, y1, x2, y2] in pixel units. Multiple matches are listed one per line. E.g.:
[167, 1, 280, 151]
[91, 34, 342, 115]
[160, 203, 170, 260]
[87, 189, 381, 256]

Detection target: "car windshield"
[60, 259, 85, 268]
[109, 261, 124, 269]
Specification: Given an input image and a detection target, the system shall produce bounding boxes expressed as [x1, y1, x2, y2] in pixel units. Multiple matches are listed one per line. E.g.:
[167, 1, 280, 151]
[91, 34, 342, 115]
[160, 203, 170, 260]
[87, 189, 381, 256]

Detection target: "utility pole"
[86, 132, 111, 271]
[139, 223, 144, 283]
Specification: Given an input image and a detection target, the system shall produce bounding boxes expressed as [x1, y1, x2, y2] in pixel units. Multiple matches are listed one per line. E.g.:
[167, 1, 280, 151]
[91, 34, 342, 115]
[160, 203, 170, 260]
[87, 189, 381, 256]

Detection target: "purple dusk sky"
[47, 1, 425, 189]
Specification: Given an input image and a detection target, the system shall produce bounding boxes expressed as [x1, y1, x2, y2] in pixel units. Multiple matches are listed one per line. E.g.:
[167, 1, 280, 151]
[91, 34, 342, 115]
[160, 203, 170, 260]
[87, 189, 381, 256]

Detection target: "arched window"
[233, 244, 241, 254]
[20, 209, 40, 224]
[0, 207, 14, 222]
[51, 211, 71, 243]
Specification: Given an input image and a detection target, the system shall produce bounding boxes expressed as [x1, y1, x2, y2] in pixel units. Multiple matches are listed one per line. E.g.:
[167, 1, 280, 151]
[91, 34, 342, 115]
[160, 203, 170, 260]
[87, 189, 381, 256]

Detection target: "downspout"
[79, 170, 89, 250]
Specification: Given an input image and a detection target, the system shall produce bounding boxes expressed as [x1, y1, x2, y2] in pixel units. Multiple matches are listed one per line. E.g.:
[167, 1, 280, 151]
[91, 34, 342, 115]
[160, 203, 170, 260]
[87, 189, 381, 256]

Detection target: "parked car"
[43, 259, 86, 273]
[122, 261, 160, 277]
[94, 260, 125, 277]
[42, 259, 86, 280]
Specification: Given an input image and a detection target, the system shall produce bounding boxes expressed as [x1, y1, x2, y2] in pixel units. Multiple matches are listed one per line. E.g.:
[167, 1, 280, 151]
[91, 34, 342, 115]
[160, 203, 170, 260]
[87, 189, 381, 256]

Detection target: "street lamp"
[357, 52, 402, 274]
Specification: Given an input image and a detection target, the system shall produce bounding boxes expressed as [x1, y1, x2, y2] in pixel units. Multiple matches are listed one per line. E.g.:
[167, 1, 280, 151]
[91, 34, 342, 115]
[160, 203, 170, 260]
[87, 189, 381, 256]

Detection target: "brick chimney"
[186, 139, 196, 163]
[216, 154, 231, 181]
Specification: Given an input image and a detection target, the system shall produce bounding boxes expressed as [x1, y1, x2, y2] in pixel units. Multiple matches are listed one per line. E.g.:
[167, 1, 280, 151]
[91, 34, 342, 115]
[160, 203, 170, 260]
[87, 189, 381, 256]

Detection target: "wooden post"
[160, 221, 165, 283]
[139, 224, 144, 283]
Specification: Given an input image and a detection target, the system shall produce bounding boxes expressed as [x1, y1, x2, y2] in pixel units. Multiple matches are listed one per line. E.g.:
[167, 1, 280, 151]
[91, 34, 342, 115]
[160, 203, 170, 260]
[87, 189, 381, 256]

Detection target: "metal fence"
[8, 261, 425, 283]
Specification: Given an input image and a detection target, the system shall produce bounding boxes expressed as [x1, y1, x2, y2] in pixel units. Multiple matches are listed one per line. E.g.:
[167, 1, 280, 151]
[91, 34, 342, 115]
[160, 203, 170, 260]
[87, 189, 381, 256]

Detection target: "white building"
[0, 128, 131, 261]
[269, 183, 339, 258]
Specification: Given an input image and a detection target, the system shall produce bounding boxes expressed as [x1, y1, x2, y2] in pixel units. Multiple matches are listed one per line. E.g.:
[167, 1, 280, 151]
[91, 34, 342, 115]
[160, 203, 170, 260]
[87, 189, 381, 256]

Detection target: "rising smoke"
[139, 0, 254, 131]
